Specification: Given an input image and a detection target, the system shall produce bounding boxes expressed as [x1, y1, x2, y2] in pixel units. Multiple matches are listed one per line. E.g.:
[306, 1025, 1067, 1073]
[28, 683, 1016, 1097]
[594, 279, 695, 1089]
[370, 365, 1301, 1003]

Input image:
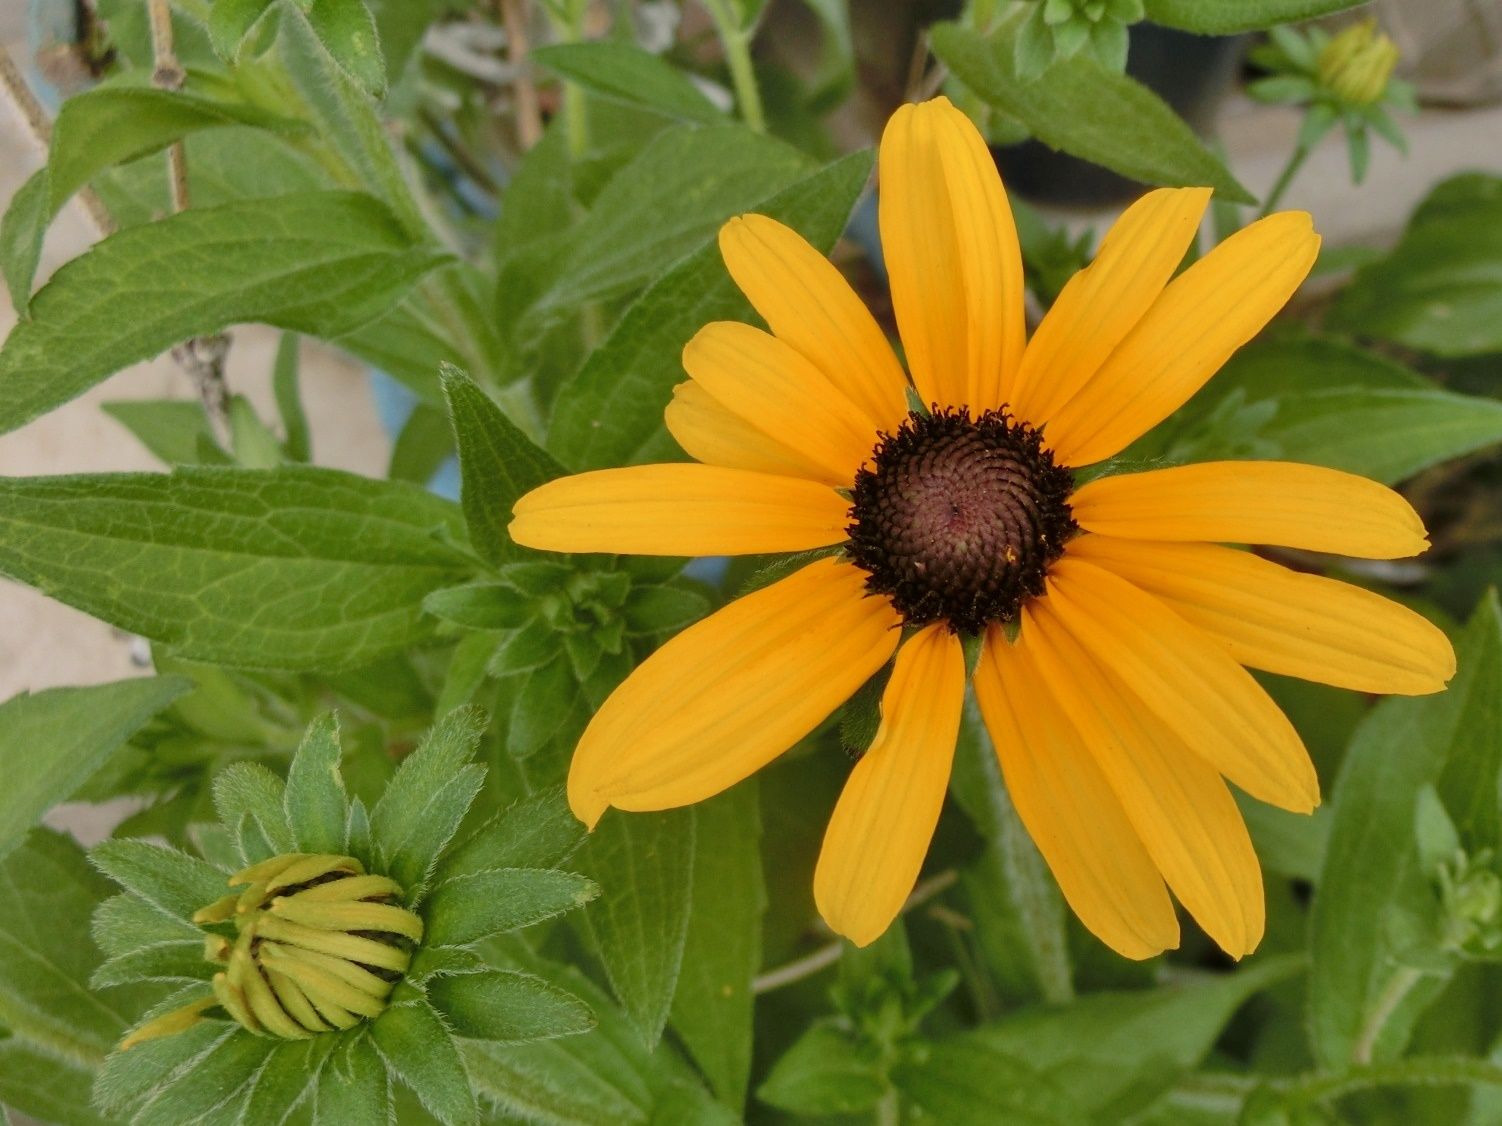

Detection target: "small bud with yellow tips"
[1317, 20, 1400, 107]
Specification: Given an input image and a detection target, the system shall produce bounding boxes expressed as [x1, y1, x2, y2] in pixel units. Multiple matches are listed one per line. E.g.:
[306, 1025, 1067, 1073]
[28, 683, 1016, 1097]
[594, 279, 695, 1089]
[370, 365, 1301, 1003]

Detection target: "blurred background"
[2, 0, 1500, 700]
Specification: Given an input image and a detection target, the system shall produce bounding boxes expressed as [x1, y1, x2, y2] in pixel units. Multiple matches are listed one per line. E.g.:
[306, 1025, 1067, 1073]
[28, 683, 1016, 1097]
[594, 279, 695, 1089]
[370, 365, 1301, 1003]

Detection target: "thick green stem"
[1259, 142, 1311, 218]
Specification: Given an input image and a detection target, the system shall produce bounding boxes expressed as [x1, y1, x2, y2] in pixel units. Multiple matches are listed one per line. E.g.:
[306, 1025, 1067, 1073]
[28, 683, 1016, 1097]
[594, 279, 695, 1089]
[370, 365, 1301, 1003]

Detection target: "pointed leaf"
[532, 42, 727, 125]
[372, 992, 477, 1126]
[425, 868, 598, 946]
[440, 786, 587, 878]
[90, 839, 226, 924]
[428, 969, 595, 1042]
[213, 761, 296, 861]
[313, 1031, 388, 1125]
[285, 713, 350, 855]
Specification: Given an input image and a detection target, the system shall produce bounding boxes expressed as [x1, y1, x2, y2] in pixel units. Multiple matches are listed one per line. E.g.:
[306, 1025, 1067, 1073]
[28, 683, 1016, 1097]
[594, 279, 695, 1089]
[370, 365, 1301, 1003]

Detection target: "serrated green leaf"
[548, 149, 873, 470]
[285, 713, 350, 855]
[425, 868, 598, 946]
[91, 940, 213, 989]
[213, 761, 296, 861]
[0, 191, 446, 436]
[440, 365, 565, 567]
[576, 809, 695, 1047]
[532, 42, 727, 126]
[0, 676, 191, 863]
[669, 784, 763, 1108]
[757, 1023, 885, 1116]
[101, 399, 229, 466]
[94, 891, 202, 958]
[429, 969, 594, 1042]
[440, 787, 586, 878]
[1310, 594, 1501, 1067]
[0, 466, 473, 671]
[536, 125, 811, 314]
[930, 21, 1252, 203]
[1329, 173, 1502, 357]
[1142, 0, 1369, 34]
[0, 831, 140, 1064]
[208, 0, 277, 59]
[371, 707, 487, 891]
[90, 839, 226, 924]
[371, 993, 476, 1126]
[129, 1026, 275, 1124]
[297, 0, 388, 98]
[313, 1031, 387, 1126]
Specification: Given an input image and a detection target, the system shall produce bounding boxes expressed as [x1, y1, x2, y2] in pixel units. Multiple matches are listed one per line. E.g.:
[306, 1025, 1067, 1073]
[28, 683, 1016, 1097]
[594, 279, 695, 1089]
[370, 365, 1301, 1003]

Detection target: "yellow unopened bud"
[114, 852, 421, 1050]
[1318, 20, 1399, 106]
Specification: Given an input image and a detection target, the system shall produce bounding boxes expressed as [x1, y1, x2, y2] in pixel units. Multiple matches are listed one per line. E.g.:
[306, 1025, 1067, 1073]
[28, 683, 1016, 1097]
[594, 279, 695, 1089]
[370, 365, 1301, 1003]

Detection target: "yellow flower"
[509, 97, 1454, 960]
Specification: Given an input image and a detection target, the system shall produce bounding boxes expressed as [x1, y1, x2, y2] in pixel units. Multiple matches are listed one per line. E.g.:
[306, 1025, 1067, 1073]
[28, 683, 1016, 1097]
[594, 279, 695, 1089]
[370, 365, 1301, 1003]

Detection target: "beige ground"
[1, 16, 1501, 699]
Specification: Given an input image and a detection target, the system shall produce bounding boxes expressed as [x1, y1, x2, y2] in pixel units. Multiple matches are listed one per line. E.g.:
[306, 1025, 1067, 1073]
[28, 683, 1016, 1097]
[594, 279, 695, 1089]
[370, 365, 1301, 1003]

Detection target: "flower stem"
[1258, 142, 1311, 218]
[704, 1, 766, 133]
[1352, 965, 1423, 1065]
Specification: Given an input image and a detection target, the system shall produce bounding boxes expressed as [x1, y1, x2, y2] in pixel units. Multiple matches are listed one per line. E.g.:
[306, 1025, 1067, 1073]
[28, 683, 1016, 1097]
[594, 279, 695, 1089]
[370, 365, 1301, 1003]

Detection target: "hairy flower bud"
[1317, 21, 1399, 107]
[121, 853, 422, 1049]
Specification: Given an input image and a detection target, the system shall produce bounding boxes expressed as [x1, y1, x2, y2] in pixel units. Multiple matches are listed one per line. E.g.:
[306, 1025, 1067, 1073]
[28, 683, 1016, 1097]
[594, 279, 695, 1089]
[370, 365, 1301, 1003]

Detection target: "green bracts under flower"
[122, 852, 421, 1049]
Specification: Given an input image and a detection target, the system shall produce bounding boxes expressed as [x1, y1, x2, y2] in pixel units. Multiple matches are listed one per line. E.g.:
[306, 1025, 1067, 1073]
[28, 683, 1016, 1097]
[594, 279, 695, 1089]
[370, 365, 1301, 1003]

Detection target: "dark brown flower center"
[845, 407, 1076, 635]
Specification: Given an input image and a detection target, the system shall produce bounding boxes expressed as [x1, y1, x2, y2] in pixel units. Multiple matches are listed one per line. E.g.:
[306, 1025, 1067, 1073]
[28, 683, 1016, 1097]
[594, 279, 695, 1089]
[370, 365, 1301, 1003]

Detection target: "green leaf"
[669, 784, 763, 1108]
[956, 956, 1302, 1118]
[102, 400, 229, 466]
[0, 676, 190, 863]
[895, 1039, 1085, 1124]
[425, 868, 598, 946]
[370, 707, 487, 891]
[1329, 173, 1502, 356]
[388, 401, 453, 485]
[296, 0, 388, 98]
[440, 786, 586, 878]
[285, 712, 350, 855]
[0, 1035, 111, 1126]
[208, 0, 276, 59]
[622, 582, 712, 635]
[929, 21, 1253, 203]
[0, 466, 473, 671]
[536, 125, 811, 314]
[532, 42, 727, 126]
[429, 969, 595, 1042]
[90, 839, 226, 924]
[128, 1025, 275, 1123]
[424, 582, 535, 630]
[548, 149, 874, 469]
[0, 170, 47, 313]
[1143, 0, 1370, 34]
[371, 992, 477, 1126]
[576, 809, 696, 1047]
[90, 939, 213, 988]
[440, 365, 565, 567]
[0, 831, 140, 1064]
[93, 891, 201, 958]
[757, 1023, 885, 1116]
[313, 1031, 388, 1126]
[1154, 334, 1502, 484]
[214, 762, 296, 861]
[93, 1021, 228, 1117]
[0, 191, 446, 436]
[241, 1030, 339, 1122]
[1310, 593, 1501, 1067]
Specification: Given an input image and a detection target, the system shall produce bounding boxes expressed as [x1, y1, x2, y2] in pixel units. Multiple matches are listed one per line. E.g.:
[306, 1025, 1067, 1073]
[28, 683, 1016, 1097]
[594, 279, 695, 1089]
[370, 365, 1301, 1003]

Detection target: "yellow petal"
[1071, 461, 1430, 559]
[1070, 535, 1456, 696]
[1024, 600, 1266, 959]
[718, 214, 908, 430]
[814, 624, 964, 947]
[568, 558, 901, 826]
[1010, 187, 1210, 430]
[878, 97, 1025, 411]
[510, 464, 851, 556]
[1045, 556, 1318, 812]
[974, 627, 1179, 960]
[682, 322, 877, 486]
[665, 380, 832, 482]
[1044, 211, 1320, 467]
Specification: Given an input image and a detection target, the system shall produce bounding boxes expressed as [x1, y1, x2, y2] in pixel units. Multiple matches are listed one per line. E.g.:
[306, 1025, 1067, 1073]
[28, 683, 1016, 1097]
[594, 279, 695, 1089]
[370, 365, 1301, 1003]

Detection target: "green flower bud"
[120, 852, 421, 1049]
[1317, 21, 1400, 107]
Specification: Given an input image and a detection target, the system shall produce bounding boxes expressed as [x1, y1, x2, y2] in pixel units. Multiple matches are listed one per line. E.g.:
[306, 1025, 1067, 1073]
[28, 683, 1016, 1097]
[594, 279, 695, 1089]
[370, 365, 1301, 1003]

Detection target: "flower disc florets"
[845, 407, 1076, 635]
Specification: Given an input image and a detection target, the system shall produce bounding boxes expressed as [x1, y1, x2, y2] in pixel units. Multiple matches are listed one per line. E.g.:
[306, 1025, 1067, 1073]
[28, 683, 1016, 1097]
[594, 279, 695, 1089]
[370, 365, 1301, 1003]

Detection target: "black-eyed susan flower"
[509, 96, 1455, 960]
